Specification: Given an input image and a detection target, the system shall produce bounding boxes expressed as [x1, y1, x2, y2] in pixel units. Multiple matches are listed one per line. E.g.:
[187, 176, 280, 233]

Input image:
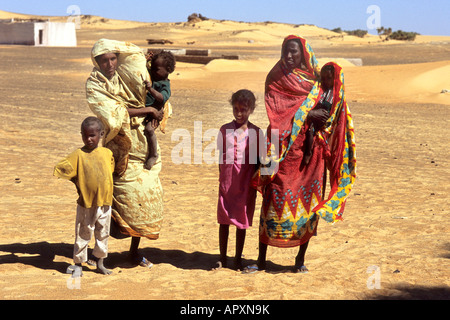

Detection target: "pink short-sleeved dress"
[217, 121, 261, 229]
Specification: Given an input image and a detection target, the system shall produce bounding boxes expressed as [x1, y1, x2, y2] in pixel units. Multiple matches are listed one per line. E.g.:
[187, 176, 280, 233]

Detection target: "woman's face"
[96, 53, 118, 79]
[283, 40, 303, 70]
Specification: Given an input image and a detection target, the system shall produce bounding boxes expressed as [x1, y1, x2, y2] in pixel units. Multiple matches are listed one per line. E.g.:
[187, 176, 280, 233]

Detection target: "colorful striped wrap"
[254, 35, 356, 247]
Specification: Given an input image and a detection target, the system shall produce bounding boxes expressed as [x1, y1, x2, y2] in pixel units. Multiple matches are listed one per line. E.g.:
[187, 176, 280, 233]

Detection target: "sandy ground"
[0, 11, 449, 301]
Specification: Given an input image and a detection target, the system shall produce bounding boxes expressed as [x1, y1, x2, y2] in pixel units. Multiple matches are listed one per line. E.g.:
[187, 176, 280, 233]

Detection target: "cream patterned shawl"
[86, 39, 164, 239]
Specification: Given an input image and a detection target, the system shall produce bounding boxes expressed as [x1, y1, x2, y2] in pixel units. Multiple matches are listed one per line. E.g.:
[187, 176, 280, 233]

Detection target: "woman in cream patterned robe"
[86, 39, 164, 267]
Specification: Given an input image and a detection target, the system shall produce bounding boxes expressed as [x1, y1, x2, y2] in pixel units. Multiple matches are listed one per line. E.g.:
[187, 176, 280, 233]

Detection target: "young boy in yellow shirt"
[54, 117, 115, 276]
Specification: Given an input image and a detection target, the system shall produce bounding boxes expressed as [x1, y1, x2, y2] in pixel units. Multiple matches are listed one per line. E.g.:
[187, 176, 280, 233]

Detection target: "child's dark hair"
[81, 116, 104, 132]
[321, 64, 335, 74]
[230, 89, 256, 111]
[152, 51, 176, 74]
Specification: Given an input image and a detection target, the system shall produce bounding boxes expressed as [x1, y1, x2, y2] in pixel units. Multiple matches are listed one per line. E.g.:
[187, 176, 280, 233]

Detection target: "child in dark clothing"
[317, 63, 334, 113]
[143, 50, 176, 169]
[303, 63, 335, 166]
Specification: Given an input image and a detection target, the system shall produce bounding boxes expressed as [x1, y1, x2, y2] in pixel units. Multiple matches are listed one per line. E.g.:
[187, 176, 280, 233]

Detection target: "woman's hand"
[152, 108, 164, 122]
[307, 108, 329, 128]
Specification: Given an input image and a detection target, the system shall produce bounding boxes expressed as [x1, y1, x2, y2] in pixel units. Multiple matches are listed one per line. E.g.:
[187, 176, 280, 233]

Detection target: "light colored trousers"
[73, 205, 111, 264]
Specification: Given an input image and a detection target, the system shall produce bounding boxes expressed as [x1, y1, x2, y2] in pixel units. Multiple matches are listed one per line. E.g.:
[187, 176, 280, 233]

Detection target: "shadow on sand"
[367, 284, 450, 300]
[3, 242, 448, 299]
[0, 241, 298, 275]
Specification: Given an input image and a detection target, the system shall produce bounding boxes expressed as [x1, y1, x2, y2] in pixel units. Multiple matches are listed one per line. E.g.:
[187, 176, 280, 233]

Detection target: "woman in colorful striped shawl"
[86, 39, 164, 268]
[245, 35, 356, 273]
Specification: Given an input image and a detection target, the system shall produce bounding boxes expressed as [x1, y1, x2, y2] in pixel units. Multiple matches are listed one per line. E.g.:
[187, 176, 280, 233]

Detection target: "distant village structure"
[0, 19, 77, 46]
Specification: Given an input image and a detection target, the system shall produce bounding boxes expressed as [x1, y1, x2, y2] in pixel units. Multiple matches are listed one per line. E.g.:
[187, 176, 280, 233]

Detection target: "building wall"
[42, 22, 77, 47]
[0, 21, 77, 46]
[0, 22, 35, 45]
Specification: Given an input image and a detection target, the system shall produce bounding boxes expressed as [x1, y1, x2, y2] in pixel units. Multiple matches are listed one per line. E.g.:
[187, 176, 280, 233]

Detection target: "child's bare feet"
[96, 258, 112, 275]
[233, 258, 243, 271]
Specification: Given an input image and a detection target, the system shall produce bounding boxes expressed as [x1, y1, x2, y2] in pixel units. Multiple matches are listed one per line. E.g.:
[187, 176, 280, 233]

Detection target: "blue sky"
[1, 0, 449, 35]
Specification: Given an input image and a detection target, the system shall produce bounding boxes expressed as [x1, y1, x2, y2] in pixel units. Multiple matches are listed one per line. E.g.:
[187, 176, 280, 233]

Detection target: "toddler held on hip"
[143, 50, 176, 170]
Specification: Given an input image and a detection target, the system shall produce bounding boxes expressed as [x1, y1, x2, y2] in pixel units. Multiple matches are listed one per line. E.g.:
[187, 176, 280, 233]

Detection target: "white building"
[0, 20, 77, 46]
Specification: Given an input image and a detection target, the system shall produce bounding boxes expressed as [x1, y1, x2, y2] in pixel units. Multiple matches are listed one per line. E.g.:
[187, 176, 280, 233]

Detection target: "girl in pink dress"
[215, 89, 261, 271]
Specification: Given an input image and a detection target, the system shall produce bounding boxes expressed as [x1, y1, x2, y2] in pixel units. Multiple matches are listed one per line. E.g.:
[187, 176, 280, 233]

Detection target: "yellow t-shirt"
[54, 147, 115, 208]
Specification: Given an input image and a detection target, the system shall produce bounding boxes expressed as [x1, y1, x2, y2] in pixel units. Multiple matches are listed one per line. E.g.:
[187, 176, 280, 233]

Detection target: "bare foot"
[233, 258, 243, 271]
[96, 258, 112, 275]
